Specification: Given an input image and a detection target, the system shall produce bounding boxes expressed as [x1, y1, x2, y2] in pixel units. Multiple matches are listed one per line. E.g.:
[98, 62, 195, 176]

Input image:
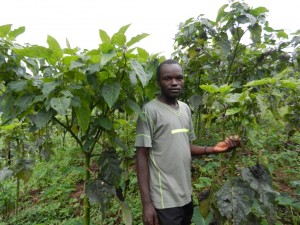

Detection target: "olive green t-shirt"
[135, 99, 196, 209]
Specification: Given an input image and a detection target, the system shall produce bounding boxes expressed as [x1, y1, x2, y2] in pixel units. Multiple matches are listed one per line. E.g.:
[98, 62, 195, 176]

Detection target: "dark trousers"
[155, 201, 194, 225]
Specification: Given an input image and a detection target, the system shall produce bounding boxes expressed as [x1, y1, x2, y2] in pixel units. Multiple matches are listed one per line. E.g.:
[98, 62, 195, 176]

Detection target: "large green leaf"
[99, 29, 111, 43]
[42, 81, 60, 97]
[85, 179, 115, 205]
[71, 88, 91, 132]
[276, 193, 300, 210]
[74, 101, 91, 132]
[0, 93, 16, 121]
[127, 33, 149, 47]
[117, 24, 131, 34]
[250, 7, 269, 16]
[98, 149, 122, 186]
[8, 80, 28, 92]
[23, 58, 39, 75]
[249, 23, 262, 44]
[50, 96, 71, 115]
[47, 35, 63, 58]
[113, 137, 128, 151]
[225, 107, 241, 116]
[61, 55, 80, 67]
[245, 13, 257, 26]
[111, 33, 126, 46]
[14, 46, 53, 59]
[225, 93, 241, 103]
[244, 78, 276, 87]
[31, 108, 54, 128]
[0, 24, 12, 38]
[99, 43, 114, 53]
[216, 34, 231, 59]
[240, 164, 279, 224]
[8, 26, 25, 40]
[189, 94, 202, 111]
[215, 177, 255, 224]
[16, 94, 35, 112]
[241, 165, 279, 221]
[280, 79, 300, 90]
[200, 84, 219, 93]
[94, 117, 113, 130]
[7, 65, 26, 77]
[130, 60, 151, 87]
[218, 84, 232, 93]
[192, 209, 213, 225]
[241, 164, 273, 191]
[15, 159, 34, 183]
[69, 61, 85, 70]
[102, 82, 121, 109]
[125, 99, 143, 115]
[136, 47, 150, 62]
[277, 30, 288, 39]
[129, 71, 138, 85]
[216, 4, 228, 23]
[0, 122, 21, 131]
[100, 51, 117, 66]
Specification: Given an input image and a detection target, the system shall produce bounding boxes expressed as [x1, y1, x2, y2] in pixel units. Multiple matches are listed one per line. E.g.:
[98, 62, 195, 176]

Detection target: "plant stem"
[16, 178, 19, 217]
[229, 148, 237, 177]
[83, 153, 91, 225]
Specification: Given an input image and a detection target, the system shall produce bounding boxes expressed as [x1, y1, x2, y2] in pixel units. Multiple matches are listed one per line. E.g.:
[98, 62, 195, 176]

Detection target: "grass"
[0, 145, 144, 225]
[0, 116, 299, 224]
[0, 147, 85, 225]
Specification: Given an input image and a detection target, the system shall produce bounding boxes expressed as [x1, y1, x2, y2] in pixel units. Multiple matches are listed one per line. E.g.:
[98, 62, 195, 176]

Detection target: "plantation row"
[1, 1, 299, 224]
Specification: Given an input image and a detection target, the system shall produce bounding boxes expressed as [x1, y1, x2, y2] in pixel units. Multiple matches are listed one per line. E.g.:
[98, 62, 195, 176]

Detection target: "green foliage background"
[0, 1, 299, 224]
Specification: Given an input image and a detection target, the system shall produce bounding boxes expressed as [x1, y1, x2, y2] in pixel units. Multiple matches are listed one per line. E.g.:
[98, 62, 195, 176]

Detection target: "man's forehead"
[161, 64, 183, 73]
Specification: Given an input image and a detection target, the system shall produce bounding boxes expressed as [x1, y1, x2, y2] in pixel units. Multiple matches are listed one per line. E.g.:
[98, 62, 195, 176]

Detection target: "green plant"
[0, 23, 162, 224]
[0, 1, 299, 224]
[172, 1, 300, 224]
[173, 0, 300, 142]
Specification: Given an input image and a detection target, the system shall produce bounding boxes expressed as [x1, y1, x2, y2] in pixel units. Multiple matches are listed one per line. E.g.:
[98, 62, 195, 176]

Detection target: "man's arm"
[136, 147, 158, 225]
[190, 136, 240, 156]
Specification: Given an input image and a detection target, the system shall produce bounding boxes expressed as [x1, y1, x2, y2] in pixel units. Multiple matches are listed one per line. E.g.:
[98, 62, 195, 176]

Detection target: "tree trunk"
[83, 153, 91, 225]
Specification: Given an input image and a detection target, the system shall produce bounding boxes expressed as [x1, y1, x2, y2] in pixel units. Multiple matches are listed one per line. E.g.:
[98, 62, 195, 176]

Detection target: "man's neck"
[157, 95, 179, 109]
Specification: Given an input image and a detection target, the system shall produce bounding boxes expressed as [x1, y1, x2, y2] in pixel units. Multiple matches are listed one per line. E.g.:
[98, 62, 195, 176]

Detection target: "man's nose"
[171, 79, 178, 85]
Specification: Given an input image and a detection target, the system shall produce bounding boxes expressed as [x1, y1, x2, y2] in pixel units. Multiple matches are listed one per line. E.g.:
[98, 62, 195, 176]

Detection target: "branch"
[201, 47, 223, 82]
[225, 26, 248, 83]
[52, 116, 83, 149]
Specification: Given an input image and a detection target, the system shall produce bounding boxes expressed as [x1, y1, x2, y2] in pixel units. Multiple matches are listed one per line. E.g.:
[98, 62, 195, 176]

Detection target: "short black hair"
[156, 59, 181, 81]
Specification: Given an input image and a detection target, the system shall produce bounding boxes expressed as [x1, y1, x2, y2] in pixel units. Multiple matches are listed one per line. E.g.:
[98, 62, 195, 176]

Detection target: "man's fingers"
[225, 138, 234, 147]
[226, 135, 240, 147]
[154, 216, 159, 225]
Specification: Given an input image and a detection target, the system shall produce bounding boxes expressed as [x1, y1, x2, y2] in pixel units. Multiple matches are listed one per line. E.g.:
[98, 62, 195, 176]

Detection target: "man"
[135, 59, 240, 225]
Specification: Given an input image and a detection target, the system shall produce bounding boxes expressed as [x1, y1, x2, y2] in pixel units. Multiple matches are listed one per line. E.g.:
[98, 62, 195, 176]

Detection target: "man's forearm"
[136, 148, 152, 205]
[190, 136, 240, 156]
[190, 144, 215, 156]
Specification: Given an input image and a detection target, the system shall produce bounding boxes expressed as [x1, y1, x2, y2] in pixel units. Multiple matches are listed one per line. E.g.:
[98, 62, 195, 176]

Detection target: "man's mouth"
[169, 89, 180, 93]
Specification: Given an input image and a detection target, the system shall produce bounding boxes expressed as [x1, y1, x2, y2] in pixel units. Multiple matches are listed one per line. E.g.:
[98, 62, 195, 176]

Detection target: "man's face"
[158, 63, 184, 99]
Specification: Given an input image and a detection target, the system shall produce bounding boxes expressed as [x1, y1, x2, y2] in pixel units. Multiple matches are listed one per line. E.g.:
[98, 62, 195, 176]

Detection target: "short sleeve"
[184, 102, 196, 142]
[134, 110, 154, 148]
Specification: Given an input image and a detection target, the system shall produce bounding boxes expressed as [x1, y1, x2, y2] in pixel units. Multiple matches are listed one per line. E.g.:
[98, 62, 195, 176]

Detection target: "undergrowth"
[0, 116, 299, 224]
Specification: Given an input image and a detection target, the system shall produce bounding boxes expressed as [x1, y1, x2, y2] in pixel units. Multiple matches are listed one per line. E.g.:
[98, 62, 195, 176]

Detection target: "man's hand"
[142, 202, 159, 225]
[213, 135, 240, 153]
